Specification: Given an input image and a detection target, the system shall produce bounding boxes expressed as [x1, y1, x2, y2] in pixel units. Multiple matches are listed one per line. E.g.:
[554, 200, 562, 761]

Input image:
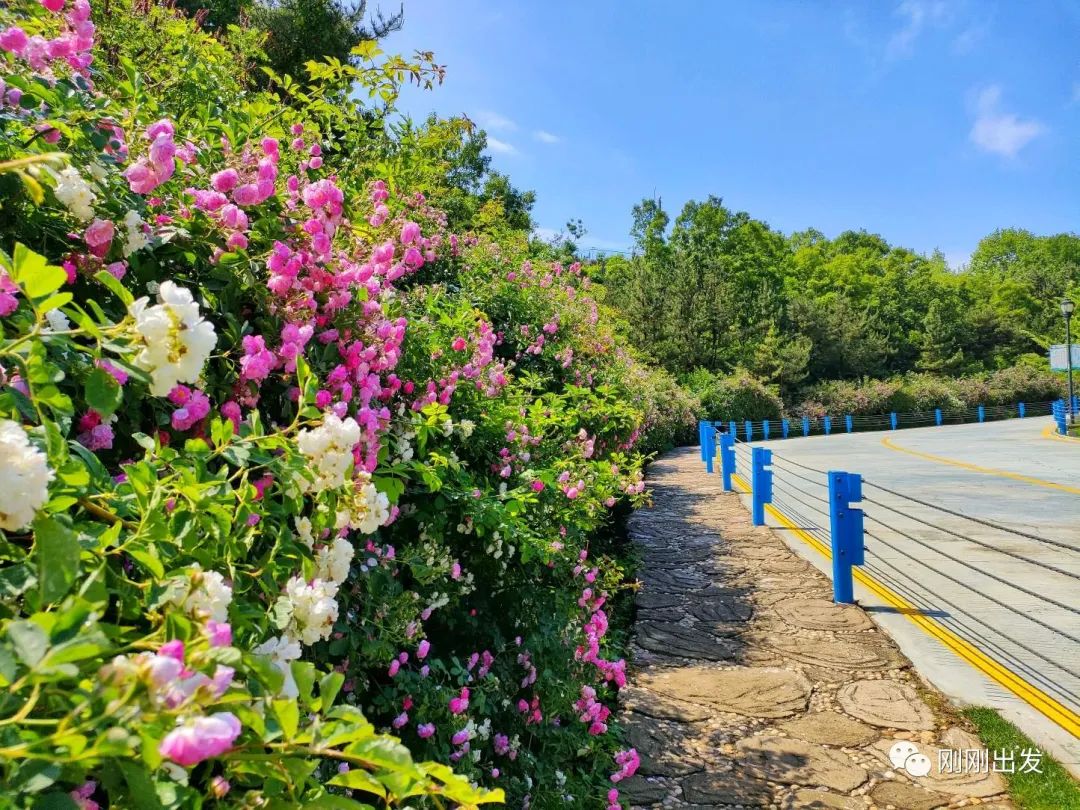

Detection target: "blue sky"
[387, 1, 1080, 267]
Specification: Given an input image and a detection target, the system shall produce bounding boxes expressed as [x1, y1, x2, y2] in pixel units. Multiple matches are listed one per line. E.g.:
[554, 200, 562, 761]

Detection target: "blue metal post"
[763, 419, 770, 440]
[935, 408, 942, 426]
[890, 412, 898, 431]
[1054, 400, 1067, 435]
[705, 425, 715, 474]
[978, 405, 985, 423]
[845, 414, 853, 433]
[1018, 402, 1025, 418]
[751, 447, 773, 526]
[824, 415, 832, 435]
[828, 471, 864, 604]
[782, 418, 790, 439]
[729, 420, 737, 440]
[699, 421, 706, 461]
[719, 433, 735, 492]
[745, 420, 753, 442]
[802, 416, 810, 436]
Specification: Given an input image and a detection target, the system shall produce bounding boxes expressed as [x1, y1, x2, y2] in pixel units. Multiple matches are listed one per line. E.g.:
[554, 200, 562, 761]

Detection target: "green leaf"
[7, 620, 48, 666]
[305, 797, 376, 810]
[34, 516, 79, 604]
[126, 545, 164, 578]
[38, 292, 73, 313]
[319, 671, 344, 710]
[40, 630, 111, 667]
[11, 761, 61, 793]
[290, 660, 316, 708]
[272, 698, 299, 739]
[117, 761, 163, 810]
[13, 244, 66, 299]
[85, 367, 123, 417]
[93, 270, 134, 306]
[327, 768, 386, 796]
[344, 736, 412, 771]
[31, 792, 79, 810]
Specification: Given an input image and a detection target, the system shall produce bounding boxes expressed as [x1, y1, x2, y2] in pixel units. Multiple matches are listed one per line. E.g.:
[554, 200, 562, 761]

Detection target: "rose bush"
[0, 1, 693, 807]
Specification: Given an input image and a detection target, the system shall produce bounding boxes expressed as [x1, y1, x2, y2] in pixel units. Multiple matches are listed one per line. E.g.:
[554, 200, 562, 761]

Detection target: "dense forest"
[592, 196, 1078, 418]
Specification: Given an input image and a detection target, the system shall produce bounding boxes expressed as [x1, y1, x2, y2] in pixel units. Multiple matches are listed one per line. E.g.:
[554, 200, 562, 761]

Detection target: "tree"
[252, 0, 404, 80]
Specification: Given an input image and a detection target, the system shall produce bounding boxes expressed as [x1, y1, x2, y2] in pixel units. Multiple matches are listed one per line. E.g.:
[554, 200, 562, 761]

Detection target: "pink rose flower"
[158, 712, 241, 767]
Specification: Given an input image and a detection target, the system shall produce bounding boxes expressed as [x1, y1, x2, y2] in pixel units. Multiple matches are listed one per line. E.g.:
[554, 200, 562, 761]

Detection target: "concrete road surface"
[727, 415, 1080, 775]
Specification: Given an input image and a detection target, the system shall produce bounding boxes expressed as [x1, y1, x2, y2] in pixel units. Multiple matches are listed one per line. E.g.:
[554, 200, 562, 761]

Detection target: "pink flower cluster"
[168, 385, 211, 431]
[0, 0, 94, 79]
[158, 711, 242, 767]
[0, 270, 20, 316]
[574, 685, 611, 735]
[76, 410, 113, 451]
[610, 747, 641, 783]
[124, 120, 179, 195]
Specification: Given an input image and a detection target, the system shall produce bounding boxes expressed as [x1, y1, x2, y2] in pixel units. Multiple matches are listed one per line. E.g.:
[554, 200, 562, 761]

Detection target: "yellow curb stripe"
[1042, 422, 1080, 444]
[730, 473, 1080, 738]
[880, 435, 1080, 495]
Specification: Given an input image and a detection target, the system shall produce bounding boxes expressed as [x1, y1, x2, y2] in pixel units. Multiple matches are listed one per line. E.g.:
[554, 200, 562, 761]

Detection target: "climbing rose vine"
[0, 0, 691, 805]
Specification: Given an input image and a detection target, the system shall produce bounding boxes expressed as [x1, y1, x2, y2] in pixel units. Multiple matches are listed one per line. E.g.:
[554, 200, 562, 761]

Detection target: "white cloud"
[969, 85, 1045, 158]
[952, 21, 986, 55]
[887, 0, 949, 59]
[475, 110, 516, 131]
[486, 136, 518, 155]
[533, 130, 562, 144]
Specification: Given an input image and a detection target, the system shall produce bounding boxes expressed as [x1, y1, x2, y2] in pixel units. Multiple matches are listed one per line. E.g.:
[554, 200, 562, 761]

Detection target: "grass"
[964, 706, 1080, 809]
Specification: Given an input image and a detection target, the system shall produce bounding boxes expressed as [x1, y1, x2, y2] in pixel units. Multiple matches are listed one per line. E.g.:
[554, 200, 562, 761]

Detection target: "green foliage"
[602, 200, 1079, 404]
[681, 368, 782, 422]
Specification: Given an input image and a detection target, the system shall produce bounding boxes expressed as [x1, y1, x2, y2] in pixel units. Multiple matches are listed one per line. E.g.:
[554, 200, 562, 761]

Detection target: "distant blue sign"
[1049, 344, 1080, 371]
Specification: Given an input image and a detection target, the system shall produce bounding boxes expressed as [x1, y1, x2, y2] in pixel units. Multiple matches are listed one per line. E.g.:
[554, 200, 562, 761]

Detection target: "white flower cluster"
[334, 477, 390, 534]
[252, 635, 301, 698]
[0, 419, 54, 531]
[53, 166, 97, 221]
[277, 575, 339, 645]
[123, 210, 150, 256]
[314, 536, 354, 585]
[169, 565, 232, 622]
[295, 515, 315, 548]
[296, 412, 361, 491]
[129, 281, 217, 396]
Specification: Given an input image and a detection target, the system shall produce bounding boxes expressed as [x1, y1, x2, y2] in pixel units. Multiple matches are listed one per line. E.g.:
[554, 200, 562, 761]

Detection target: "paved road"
[726, 416, 1080, 774]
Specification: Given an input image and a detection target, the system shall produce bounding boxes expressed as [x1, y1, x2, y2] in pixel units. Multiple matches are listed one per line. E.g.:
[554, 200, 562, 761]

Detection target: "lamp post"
[1063, 297, 1075, 426]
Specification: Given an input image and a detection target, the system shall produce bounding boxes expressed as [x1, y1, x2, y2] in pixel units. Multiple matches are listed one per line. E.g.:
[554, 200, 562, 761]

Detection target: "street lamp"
[1063, 297, 1075, 426]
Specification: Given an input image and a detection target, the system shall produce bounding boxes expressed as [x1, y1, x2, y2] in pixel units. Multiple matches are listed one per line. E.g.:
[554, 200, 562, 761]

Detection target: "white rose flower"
[128, 281, 217, 396]
[279, 576, 339, 645]
[334, 477, 390, 534]
[169, 565, 232, 623]
[253, 635, 302, 698]
[53, 166, 97, 221]
[42, 309, 71, 333]
[0, 420, 54, 531]
[315, 537, 354, 585]
[294, 516, 314, 548]
[122, 209, 151, 256]
[296, 412, 361, 492]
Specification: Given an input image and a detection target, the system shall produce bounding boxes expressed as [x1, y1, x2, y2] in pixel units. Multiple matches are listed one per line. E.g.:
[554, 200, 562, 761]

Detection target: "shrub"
[683, 368, 782, 422]
[0, 1, 685, 806]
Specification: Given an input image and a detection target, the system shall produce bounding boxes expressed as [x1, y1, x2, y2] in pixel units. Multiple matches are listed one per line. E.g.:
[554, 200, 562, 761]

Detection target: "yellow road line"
[880, 435, 1080, 495]
[730, 473, 1080, 738]
[1042, 422, 1080, 444]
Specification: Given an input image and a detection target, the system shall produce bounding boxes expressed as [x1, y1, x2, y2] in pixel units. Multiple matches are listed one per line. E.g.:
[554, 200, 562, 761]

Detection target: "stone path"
[617, 447, 1014, 809]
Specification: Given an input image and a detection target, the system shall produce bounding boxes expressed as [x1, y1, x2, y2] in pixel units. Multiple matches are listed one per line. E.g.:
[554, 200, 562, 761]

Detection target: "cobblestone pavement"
[617, 447, 1014, 810]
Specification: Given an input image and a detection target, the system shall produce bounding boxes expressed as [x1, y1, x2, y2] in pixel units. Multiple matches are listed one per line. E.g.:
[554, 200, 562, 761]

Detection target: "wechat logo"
[889, 741, 932, 777]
